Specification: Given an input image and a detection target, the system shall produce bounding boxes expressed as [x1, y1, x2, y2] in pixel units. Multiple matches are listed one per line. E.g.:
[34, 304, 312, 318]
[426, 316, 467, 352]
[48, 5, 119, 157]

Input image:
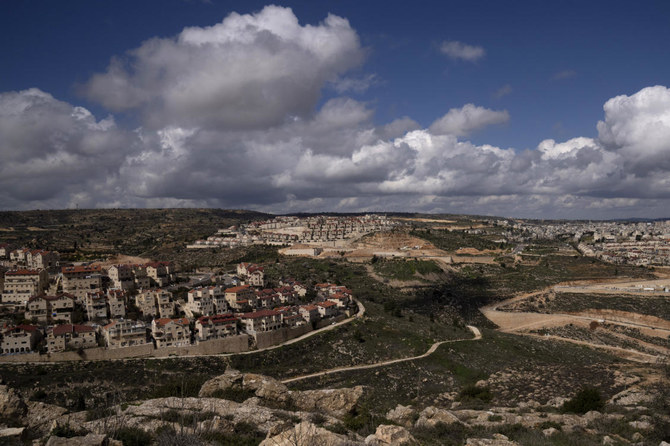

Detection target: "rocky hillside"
[1, 368, 668, 445]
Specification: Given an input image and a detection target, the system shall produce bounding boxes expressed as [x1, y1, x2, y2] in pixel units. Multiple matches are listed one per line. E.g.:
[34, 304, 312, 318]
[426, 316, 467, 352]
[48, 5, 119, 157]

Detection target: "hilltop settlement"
[0, 243, 356, 359]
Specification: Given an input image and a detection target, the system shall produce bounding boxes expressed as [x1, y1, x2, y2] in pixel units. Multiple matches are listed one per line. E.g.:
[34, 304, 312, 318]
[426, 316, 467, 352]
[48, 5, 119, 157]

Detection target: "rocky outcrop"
[385, 404, 417, 428]
[26, 401, 69, 435]
[0, 384, 27, 419]
[365, 424, 416, 445]
[414, 406, 460, 428]
[244, 373, 291, 404]
[260, 421, 361, 446]
[465, 434, 519, 445]
[290, 386, 365, 417]
[198, 368, 245, 397]
[200, 370, 364, 416]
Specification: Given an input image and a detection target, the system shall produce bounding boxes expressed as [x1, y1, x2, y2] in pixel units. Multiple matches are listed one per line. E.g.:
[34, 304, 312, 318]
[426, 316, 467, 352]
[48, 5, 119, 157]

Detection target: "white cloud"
[83, 5, 365, 130]
[439, 40, 485, 62]
[0, 88, 132, 208]
[3, 6, 670, 219]
[552, 70, 577, 80]
[597, 85, 670, 171]
[493, 84, 512, 99]
[429, 104, 509, 136]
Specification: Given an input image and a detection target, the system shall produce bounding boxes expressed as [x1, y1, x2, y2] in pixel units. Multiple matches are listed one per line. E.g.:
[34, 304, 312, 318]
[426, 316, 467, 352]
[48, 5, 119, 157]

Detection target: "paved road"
[281, 325, 481, 384]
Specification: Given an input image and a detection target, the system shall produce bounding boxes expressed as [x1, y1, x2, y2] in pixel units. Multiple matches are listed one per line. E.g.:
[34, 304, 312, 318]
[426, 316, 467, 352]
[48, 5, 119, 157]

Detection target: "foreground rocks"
[199, 368, 365, 416]
[0, 384, 27, 419]
[260, 421, 357, 446]
[0, 372, 664, 445]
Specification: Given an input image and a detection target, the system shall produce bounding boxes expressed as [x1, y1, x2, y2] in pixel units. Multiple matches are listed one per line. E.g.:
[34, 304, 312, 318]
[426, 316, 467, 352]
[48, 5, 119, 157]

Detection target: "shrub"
[113, 427, 153, 446]
[50, 422, 82, 438]
[562, 387, 604, 414]
[458, 385, 493, 403]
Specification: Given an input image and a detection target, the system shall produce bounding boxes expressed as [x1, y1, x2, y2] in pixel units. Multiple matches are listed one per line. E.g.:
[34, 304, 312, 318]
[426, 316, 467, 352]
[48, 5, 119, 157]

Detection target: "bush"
[50, 422, 83, 438]
[562, 387, 604, 414]
[113, 427, 153, 446]
[458, 385, 493, 403]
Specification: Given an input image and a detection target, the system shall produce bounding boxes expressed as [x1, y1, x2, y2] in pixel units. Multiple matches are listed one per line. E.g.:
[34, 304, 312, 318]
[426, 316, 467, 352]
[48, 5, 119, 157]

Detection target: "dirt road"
[281, 325, 481, 384]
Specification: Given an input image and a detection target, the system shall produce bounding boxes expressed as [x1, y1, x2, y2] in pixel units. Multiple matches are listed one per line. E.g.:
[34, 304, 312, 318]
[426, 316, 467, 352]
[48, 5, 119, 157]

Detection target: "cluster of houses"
[0, 252, 355, 356]
[187, 214, 396, 249]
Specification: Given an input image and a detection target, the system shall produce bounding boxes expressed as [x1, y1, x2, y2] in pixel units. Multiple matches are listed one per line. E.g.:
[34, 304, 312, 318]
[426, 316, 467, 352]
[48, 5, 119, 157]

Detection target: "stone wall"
[0, 334, 249, 363]
[254, 324, 312, 350]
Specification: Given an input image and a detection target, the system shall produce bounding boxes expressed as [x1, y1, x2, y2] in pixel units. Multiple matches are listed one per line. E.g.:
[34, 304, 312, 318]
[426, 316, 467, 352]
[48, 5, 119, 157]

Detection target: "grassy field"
[372, 258, 443, 282]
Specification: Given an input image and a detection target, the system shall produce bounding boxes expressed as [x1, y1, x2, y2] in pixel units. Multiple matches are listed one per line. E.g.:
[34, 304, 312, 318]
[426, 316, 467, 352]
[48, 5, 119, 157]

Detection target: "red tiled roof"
[62, 265, 102, 274]
[225, 285, 250, 293]
[154, 317, 189, 327]
[198, 314, 237, 325]
[6, 269, 42, 276]
[240, 309, 280, 319]
[52, 324, 94, 335]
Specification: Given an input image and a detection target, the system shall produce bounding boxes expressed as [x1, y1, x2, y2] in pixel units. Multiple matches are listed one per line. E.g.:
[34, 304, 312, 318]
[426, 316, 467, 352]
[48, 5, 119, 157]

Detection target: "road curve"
[281, 325, 481, 384]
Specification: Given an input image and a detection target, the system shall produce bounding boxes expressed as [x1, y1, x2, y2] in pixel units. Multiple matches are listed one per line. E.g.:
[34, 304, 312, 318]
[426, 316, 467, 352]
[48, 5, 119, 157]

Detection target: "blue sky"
[1, 1, 670, 218]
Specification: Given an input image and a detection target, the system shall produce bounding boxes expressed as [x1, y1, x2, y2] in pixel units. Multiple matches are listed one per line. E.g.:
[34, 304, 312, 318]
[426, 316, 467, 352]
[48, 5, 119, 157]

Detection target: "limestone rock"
[244, 373, 290, 404]
[385, 404, 417, 428]
[628, 420, 651, 430]
[609, 389, 653, 406]
[290, 386, 365, 417]
[25, 401, 69, 434]
[0, 427, 25, 442]
[46, 434, 107, 446]
[415, 406, 460, 428]
[260, 421, 361, 446]
[198, 368, 244, 397]
[0, 384, 27, 419]
[369, 424, 416, 445]
[542, 427, 559, 437]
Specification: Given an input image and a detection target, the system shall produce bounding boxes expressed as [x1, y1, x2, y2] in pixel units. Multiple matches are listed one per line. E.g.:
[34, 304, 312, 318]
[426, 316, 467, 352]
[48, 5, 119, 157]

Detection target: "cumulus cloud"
[597, 85, 670, 171]
[3, 6, 670, 218]
[429, 104, 509, 136]
[82, 5, 364, 130]
[0, 88, 133, 209]
[439, 40, 485, 61]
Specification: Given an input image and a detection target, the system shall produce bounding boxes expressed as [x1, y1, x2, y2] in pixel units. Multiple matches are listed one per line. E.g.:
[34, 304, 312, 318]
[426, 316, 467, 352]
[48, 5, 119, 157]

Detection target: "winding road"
[281, 325, 481, 384]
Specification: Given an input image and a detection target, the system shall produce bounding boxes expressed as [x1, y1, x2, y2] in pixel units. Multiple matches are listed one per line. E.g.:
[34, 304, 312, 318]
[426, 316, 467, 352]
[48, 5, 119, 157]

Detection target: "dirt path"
[281, 325, 481, 384]
[480, 291, 669, 363]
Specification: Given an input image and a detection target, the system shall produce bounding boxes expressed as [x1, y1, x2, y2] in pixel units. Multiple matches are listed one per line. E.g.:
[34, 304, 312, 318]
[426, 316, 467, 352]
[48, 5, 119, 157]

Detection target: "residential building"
[103, 319, 148, 349]
[239, 309, 282, 334]
[299, 304, 319, 323]
[61, 265, 103, 300]
[25, 294, 75, 323]
[47, 324, 96, 353]
[107, 265, 135, 290]
[225, 285, 256, 311]
[107, 289, 126, 319]
[1, 324, 41, 354]
[2, 269, 49, 305]
[237, 263, 265, 287]
[145, 261, 174, 287]
[135, 289, 174, 318]
[316, 301, 338, 318]
[195, 314, 238, 342]
[84, 291, 108, 320]
[151, 317, 191, 348]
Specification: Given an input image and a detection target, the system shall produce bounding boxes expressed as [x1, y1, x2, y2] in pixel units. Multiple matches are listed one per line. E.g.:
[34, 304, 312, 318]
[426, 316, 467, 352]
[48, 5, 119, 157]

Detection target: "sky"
[1, 0, 670, 219]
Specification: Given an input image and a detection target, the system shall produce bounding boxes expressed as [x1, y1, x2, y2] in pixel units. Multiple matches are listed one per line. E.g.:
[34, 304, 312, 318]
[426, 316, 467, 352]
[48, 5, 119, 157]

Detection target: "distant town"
[2, 213, 669, 360]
